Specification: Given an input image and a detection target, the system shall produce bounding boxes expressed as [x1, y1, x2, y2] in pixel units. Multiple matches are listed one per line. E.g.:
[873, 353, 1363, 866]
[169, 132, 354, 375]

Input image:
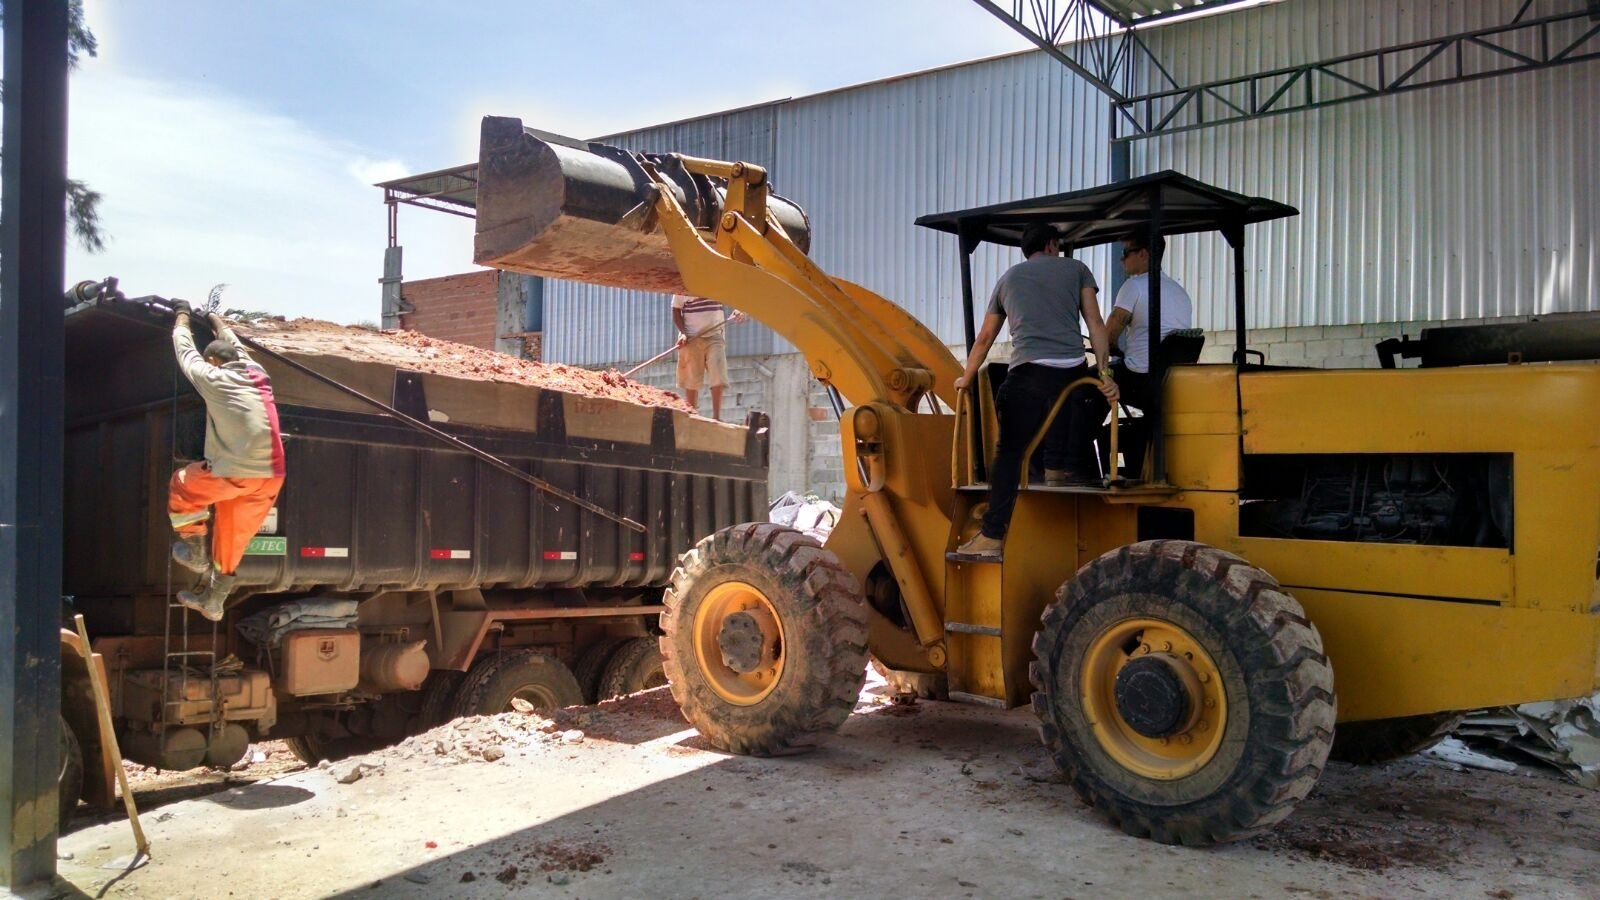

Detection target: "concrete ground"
[48, 682, 1600, 900]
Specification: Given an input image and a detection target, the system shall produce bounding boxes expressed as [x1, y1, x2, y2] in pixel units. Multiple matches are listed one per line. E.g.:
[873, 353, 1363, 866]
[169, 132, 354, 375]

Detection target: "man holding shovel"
[671, 294, 744, 420]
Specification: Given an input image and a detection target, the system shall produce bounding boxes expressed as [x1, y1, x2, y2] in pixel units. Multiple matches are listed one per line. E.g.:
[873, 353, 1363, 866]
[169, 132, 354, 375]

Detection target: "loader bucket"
[473, 116, 811, 295]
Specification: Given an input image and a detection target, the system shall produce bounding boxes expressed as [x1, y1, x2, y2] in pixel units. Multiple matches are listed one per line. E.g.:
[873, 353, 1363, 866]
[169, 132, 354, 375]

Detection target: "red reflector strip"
[430, 549, 471, 560]
[542, 551, 577, 561]
[629, 552, 645, 562]
[300, 547, 348, 558]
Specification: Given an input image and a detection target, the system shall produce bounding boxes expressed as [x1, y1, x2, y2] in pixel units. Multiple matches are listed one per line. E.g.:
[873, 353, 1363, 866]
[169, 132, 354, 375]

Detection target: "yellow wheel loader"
[473, 116, 1600, 845]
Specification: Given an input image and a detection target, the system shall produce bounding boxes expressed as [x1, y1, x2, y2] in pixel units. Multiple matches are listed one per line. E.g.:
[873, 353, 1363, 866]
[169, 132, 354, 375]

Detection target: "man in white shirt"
[672, 295, 731, 419]
[1071, 233, 1193, 477]
[1107, 234, 1192, 412]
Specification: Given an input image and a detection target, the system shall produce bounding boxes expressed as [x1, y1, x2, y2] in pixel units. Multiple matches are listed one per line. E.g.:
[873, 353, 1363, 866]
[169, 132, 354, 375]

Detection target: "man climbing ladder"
[167, 300, 286, 621]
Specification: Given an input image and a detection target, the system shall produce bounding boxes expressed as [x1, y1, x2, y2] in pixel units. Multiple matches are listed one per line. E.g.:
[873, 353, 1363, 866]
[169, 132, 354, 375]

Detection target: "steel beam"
[1, 0, 70, 892]
[1111, 8, 1600, 141]
[968, 1, 1600, 142]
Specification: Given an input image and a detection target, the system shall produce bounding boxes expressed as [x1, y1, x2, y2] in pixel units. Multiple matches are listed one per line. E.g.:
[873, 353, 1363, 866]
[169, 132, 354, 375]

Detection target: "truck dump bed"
[62, 299, 767, 620]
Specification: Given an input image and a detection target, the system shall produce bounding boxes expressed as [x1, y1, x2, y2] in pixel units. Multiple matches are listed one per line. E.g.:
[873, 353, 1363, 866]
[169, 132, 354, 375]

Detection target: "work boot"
[177, 570, 236, 622]
[171, 534, 211, 574]
[951, 532, 1004, 561]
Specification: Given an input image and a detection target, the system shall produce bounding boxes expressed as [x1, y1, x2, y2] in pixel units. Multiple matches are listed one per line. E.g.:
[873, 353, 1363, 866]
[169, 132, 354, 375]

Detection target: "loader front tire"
[1032, 540, 1336, 845]
[1329, 712, 1464, 765]
[661, 523, 868, 756]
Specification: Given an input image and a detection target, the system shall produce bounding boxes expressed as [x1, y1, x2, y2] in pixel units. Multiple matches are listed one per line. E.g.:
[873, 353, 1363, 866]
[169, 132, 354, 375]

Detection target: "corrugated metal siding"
[542, 0, 1597, 362]
[1132, 0, 1599, 330]
[543, 53, 1110, 366]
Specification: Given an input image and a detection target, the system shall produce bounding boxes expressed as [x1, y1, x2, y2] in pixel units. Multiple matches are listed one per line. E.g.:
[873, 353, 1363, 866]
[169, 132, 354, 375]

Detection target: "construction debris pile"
[237, 318, 691, 411]
[1444, 692, 1600, 788]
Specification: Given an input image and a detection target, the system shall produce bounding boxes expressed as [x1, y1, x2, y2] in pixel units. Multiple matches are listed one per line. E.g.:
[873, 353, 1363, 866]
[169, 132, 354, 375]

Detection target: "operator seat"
[1112, 328, 1205, 479]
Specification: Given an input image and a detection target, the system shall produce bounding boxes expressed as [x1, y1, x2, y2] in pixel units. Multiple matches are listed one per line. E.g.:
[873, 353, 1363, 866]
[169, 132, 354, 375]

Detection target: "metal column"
[1, 0, 70, 891]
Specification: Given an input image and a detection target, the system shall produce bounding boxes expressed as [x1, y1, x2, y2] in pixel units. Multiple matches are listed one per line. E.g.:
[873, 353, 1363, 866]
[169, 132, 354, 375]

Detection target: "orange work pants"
[168, 462, 284, 575]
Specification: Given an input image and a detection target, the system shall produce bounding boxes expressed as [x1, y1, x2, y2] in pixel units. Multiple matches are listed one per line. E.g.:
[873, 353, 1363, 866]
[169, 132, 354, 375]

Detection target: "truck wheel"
[415, 671, 467, 731]
[449, 650, 584, 717]
[660, 523, 868, 756]
[573, 638, 632, 704]
[283, 733, 389, 765]
[1330, 712, 1464, 765]
[597, 637, 667, 700]
[1031, 540, 1336, 845]
[59, 715, 83, 826]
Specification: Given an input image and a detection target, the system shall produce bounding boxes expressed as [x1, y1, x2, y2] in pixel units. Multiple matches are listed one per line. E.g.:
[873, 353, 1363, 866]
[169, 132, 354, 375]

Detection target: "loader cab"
[916, 171, 1297, 488]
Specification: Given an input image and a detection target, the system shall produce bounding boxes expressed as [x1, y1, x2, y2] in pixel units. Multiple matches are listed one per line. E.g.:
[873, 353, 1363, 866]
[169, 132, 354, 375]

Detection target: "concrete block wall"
[1196, 315, 1540, 368]
[397, 270, 500, 349]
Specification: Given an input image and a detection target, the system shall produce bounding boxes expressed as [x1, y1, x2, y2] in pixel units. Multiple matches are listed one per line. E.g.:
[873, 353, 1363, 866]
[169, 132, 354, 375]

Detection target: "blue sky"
[63, 1, 1030, 323]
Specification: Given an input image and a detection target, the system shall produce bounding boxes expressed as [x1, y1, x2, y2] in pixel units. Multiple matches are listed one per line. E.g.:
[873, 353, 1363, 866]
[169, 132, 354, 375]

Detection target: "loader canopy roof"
[914, 170, 1296, 250]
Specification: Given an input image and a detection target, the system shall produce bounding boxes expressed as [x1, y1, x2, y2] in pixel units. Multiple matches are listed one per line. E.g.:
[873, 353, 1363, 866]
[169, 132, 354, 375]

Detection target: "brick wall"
[398, 270, 500, 349]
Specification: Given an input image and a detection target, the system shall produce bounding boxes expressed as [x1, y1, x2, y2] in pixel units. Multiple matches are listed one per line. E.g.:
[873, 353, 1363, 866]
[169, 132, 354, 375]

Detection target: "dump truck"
[57, 292, 768, 819]
[473, 115, 1600, 845]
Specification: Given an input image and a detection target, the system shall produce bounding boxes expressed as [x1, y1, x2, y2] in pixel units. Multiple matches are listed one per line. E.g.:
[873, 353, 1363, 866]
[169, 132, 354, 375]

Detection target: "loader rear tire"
[59, 715, 83, 826]
[1329, 713, 1464, 765]
[597, 637, 667, 700]
[449, 650, 584, 718]
[1031, 540, 1336, 846]
[661, 523, 868, 756]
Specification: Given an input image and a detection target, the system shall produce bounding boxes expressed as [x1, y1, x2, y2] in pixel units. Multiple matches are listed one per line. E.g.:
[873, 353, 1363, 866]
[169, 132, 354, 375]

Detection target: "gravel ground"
[53, 676, 1599, 900]
[238, 317, 692, 411]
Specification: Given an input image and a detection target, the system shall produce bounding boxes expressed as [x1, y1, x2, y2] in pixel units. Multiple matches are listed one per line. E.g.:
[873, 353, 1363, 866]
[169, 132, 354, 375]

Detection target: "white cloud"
[66, 68, 479, 325]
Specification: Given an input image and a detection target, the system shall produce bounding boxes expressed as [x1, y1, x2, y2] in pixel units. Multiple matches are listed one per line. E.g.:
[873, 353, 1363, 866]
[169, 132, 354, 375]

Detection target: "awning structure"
[915, 169, 1296, 250]
[378, 164, 478, 219]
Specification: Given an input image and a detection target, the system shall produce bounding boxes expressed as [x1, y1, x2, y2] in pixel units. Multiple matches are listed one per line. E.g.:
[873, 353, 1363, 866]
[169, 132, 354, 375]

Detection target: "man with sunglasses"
[1106, 234, 1192, 414]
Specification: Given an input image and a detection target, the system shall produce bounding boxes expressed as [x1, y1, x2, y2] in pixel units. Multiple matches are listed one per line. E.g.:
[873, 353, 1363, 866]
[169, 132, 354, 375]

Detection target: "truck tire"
[415, 670, 467, 731]
[1330, 712, 1464, 765]
[59, 714, 83, 826]
[573, 638, 633, 704]
[660, 523, 869, 756]
[449, 650, 584, 718]
[283, 732, 389, 765]
[597, 637, 667, 700]
[1031, 540, 1336, 846]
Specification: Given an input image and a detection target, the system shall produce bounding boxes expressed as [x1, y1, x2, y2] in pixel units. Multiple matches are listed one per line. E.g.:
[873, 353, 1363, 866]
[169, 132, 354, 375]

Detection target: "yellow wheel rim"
[694, 581, 785, 706]
[1082, 617, 1228, 780]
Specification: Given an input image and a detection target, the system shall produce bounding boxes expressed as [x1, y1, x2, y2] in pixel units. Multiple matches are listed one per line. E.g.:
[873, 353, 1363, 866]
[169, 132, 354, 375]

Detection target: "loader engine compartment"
[1239, 453, 1513, 548]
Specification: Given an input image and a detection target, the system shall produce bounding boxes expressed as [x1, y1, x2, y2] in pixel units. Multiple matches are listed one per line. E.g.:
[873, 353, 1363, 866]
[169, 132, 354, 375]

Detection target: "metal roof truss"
[969, 0, 1600, 141]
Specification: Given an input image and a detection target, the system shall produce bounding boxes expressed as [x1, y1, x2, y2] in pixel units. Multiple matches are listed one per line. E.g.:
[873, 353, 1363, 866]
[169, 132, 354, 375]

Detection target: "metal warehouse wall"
[540, 0, 1596, 366]
[540, 53, 1111, 367]
[1132, 0, 1599, 331]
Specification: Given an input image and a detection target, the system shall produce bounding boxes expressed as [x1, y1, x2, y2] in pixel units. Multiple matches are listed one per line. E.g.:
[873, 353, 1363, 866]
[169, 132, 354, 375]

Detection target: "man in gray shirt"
[953, 224, 1118, 560]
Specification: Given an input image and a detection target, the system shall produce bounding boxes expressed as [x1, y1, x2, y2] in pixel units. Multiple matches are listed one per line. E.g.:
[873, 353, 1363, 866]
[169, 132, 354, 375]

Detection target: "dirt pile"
[236, 317, 691, 411]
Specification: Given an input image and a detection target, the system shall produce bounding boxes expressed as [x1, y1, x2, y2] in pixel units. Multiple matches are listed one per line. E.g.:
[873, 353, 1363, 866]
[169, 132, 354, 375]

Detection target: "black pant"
[1072, 362, 1155, 477]
[981, 363, 1090, 539]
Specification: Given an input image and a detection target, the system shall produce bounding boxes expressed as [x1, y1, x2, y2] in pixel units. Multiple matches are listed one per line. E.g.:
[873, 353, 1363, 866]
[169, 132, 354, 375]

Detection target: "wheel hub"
[1114, 655, 1191, 738]
[694, 581, 786, 705]
[718, 611, 768, 673]
[1082, 617, 1228, 780]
